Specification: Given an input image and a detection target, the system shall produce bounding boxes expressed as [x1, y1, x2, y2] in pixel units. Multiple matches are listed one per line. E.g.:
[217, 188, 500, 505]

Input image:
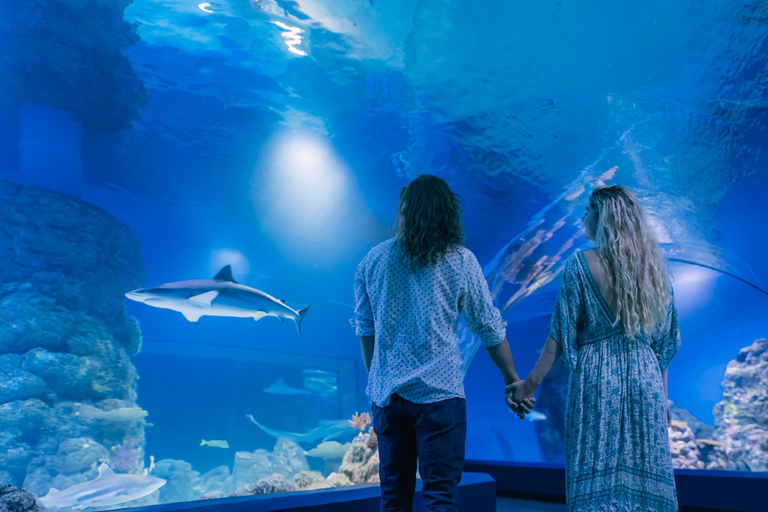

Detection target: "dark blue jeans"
[372, 394, 467, 512]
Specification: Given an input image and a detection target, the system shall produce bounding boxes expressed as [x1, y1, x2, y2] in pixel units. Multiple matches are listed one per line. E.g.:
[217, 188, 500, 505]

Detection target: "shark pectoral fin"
[44, 488, 60, 497]
[252, 312, 268, 322]
[188, 290, 219, 307]
[182, 311, 203, 323]
[98, 463, 117, 478]
[279, 316, 285, 323]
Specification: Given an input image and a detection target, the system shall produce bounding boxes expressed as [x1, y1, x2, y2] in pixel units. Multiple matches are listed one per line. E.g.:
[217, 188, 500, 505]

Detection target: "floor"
[497, 497, 567, 512]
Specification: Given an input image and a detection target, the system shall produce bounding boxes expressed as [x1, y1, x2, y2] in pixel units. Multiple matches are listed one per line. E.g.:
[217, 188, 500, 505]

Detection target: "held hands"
[505, 378, 538, 419]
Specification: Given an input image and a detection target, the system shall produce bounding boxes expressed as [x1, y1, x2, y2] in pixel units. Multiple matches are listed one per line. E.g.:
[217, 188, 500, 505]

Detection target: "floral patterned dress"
[549, 251, 681, 512]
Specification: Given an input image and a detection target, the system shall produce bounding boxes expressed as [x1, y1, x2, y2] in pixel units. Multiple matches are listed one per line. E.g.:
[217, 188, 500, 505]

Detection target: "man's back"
[353, 238, 506, 407]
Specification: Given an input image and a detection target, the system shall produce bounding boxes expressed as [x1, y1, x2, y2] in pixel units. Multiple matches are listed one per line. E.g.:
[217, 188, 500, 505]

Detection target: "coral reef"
[668, 421, 704, 470]
[0, 181, 146, 495]
[0, 0, 146, 133]
[233, 474, 295, 496]
[0, 484, 42, 512]
[712, 338, 768, 472]
[338, 427, 380, 484]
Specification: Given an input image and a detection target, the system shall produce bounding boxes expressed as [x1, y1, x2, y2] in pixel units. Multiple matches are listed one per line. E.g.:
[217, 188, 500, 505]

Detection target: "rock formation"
[712, 338, 768, 472]
[0, 181, 146, 496]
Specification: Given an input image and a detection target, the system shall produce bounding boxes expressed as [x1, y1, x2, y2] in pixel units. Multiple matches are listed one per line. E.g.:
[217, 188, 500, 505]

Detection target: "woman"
[508, 185, 681, 511]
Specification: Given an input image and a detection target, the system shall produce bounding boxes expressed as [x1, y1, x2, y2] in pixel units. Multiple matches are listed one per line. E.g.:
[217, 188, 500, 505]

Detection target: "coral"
[0, 483, 42, 512]
[339, 429, 380, 484]
[110, 441, 141, 473]
[712, 338, 768, 472]
[348, 412, 371, 432]
[325, 472, 352, 487]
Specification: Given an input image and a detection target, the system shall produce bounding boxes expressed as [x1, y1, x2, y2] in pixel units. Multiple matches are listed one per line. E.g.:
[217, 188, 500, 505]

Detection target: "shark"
[246, 415, 355, 446]
[125, 265, 310, 335]
[76, 405, 148, 422]
[37, 463, 166, 510]
[263, 378, 311, 396]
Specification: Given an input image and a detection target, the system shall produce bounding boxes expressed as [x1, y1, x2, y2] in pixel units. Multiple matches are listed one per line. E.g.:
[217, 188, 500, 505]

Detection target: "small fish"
[670, 420, 688, 429]
[695, 439, 726, 447]
[77, 405, 148, 422]
[200, 439, 229, 449]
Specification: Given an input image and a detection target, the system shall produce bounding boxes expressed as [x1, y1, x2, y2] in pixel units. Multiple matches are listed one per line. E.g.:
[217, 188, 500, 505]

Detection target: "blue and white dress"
[549, 251, 681, 512]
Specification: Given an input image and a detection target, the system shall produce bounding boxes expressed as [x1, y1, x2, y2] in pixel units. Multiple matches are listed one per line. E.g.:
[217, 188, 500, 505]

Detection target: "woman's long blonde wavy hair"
[589, 185, 670, 339]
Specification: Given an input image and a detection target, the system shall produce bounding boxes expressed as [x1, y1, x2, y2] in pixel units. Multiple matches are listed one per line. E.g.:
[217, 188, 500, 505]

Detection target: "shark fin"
[214, 265, 238, 283]
[279, 316, 285, 323]
[293, 305, 310, 336]
[182, 311, 203, 323]
[98, 463, 117, 478]
[44, 488, 60, 497]
[280, 299, 286, 303]
[189, 290, 218, 307]
[252, 312, 268, 322]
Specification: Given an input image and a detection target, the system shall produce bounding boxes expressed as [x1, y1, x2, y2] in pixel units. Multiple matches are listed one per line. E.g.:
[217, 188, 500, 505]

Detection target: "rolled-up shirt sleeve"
[351, 261, 375, 336]
[461, 252, 507, 347]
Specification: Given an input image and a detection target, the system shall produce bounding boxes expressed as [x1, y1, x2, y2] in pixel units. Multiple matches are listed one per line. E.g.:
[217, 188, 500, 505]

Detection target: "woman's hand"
[505, 378, 538, 417]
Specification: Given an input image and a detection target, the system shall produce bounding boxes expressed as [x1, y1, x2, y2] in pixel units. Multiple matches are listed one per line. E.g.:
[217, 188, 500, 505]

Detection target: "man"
[352, 174, 532, 512]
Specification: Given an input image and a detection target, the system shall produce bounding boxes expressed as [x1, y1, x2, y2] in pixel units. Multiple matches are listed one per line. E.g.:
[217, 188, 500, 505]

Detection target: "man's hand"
[505, 378, 538, 417]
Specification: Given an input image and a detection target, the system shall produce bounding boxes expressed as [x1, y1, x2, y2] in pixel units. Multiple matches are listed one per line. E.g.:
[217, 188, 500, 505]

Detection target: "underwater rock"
[52, 437, 111, 475]
[232, 474, 296, 496]
[151, 460, 203, 505]
[199, 466, 234, 498]
[22, 348, 136, 402]
[291, 471, 331, 491]
[696, 439, 729, 470]
[339, 428, 380, 484]
[232, 440, 309, 489]
[668, 400, 715, 440]
[0, 1, 146, 133]
[668, 421, 704, 470]
[712, 338, 768, 472]
[0, 355, 46, 405]
[0, 181, 146, 496]
[0, 483, 42, 512]
[325, 472, 353, 487]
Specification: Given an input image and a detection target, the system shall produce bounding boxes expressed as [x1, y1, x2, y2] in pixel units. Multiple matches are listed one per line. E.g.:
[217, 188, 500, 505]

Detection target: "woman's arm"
[662, 366, 671, 425]
[506, 335, 561, 410]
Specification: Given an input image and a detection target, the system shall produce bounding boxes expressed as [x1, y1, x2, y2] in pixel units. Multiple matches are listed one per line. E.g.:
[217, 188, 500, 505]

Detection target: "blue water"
[1, 0, 767, 505]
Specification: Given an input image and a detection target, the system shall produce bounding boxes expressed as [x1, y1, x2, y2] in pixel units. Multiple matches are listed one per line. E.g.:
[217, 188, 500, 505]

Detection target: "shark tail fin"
[294, 306, 310, 336]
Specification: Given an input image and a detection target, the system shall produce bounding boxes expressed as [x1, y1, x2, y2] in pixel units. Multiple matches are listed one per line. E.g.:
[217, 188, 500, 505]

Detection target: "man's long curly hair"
[395, 175, 465, 271]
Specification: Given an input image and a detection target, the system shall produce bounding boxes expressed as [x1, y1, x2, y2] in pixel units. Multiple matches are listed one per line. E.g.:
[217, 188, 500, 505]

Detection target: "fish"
[304, 441, 351, 461]
[246, 415, 355, 445]
[37, 463, 166, 510]
[302, 369, 339, 397]
[695, 439, 726, 447]
[200, 439, 230, 449]
[526, 410, 548, 422]
[263, 378, 311, 396]
[125, 265, 310, 335]
[76, 405, 148, 422]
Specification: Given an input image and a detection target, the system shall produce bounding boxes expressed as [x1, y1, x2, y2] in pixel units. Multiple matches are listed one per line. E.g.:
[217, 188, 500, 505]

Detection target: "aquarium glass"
[1, 0, 767, 508]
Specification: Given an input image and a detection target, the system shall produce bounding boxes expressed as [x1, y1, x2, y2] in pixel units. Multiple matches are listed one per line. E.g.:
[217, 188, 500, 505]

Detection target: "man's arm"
[360, 335, 375, 374]
[485, 338, 520, 385]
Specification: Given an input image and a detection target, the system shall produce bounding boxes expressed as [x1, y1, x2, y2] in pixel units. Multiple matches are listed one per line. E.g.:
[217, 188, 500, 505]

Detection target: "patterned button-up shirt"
[352, 238, 507, 407]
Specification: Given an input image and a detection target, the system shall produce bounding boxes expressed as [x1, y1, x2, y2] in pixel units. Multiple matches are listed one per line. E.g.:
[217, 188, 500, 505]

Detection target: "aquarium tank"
[0, 0, 766, 509]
